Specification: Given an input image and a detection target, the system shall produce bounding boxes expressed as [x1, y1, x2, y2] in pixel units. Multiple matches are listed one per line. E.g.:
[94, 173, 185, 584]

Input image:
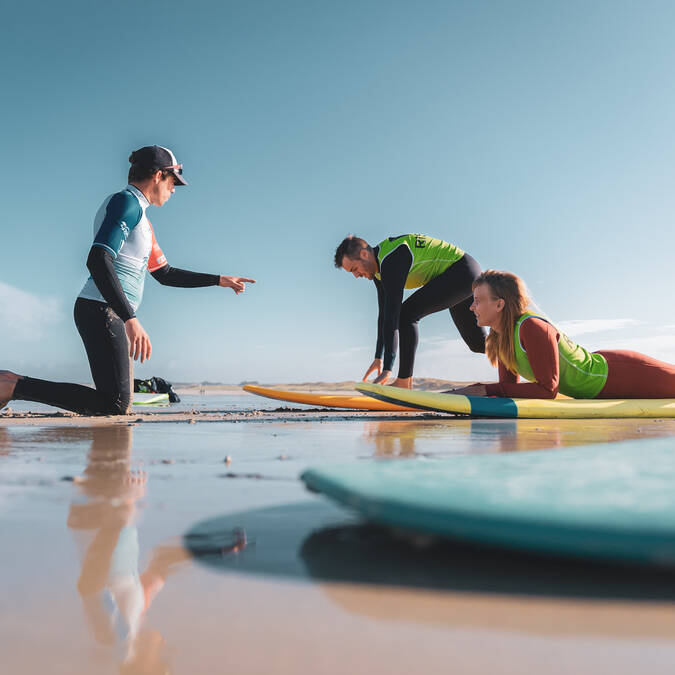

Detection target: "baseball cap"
[129, 145, 188, 185]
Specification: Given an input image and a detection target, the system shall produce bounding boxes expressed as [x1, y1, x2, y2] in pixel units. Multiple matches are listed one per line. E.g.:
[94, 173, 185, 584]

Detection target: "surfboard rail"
[243, 384, 416, 411]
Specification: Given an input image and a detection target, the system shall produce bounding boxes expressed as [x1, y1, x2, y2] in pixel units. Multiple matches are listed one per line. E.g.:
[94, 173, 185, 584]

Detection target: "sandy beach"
[3, 389, 675, 674]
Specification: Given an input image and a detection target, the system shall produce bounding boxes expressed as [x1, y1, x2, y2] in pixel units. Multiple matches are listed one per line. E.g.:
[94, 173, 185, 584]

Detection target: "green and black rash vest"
[373, 234, 465, 371]
[486, 313, 609, 399]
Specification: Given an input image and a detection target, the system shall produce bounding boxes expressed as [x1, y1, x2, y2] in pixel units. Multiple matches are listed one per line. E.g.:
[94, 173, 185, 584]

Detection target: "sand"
[3, 394, 675, 674]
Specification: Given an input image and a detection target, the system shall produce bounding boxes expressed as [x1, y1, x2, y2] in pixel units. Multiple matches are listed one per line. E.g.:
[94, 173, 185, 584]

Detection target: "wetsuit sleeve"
[86, 247, 136, 322]
[147, 221, 220, 288]
[496, 361, 519, 385]
[92, 191, 143, 258]
[374, 278, 384, 359]
[379, 245, 413, 371]
[151, 266, 221, 288]
[485, 318, 560, 398]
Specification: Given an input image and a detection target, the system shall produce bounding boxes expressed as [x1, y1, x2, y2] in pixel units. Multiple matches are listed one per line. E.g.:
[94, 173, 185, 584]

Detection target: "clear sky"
[2, 0, 674, 384]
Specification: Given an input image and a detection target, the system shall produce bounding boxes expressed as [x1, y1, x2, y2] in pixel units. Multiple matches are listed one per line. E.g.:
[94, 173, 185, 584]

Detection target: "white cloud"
[0, 281, 64, 340]
[326, 345, 370, 359]
[416, 338, 498, 381]
[595, 334, 675, 364]
[553, 319, 675, 363]
[555, 318, 640, 337]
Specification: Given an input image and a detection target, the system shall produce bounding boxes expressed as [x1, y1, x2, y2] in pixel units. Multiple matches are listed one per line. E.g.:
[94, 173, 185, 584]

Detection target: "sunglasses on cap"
[162, 164, 183, 175]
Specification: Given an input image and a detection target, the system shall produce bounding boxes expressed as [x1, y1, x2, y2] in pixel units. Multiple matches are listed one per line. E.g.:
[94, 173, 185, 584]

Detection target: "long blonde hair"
[473, 270, 532, 374]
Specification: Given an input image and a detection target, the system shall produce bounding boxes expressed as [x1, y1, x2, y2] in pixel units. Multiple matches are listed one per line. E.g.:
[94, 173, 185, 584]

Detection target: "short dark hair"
[334, 235, 371, 268]
[127, 149, 175, 183]
[128, 150, 159, 182]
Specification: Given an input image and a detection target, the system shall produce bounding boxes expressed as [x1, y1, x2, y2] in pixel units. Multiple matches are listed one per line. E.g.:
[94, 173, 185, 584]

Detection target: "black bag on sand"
[133, 376, 181, 403]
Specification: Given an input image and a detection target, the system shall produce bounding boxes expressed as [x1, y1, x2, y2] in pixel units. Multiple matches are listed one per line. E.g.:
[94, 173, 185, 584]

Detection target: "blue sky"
[1, 0, 674, 384]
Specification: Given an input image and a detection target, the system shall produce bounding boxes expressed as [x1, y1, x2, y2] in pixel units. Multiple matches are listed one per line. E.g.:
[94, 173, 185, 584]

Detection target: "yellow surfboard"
[243, 384, 416, 411]
[357, 383, 675, 419]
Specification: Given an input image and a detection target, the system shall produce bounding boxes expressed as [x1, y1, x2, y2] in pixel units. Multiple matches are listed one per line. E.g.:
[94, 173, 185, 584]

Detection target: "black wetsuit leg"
[397, 253, 486, 378]
[13, 298, 131, 415]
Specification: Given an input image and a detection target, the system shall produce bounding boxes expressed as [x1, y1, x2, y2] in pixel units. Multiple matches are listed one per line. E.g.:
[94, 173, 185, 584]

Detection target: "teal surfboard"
[301, 437, 675, 565]
[357, 383, 675, 419]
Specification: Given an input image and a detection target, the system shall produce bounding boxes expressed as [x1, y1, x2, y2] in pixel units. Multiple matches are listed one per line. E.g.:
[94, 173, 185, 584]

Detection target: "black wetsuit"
[14, 185, 220, 415]
[373, 245, 486, 378]
[14, 252, 219, 414]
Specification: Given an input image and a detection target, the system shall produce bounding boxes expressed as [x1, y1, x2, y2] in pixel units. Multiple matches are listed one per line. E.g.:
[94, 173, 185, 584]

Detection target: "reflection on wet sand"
[186, 501, 675, 639]
[5, 414, 675, 670]
[303, 524, 675, 638]
[0, 427, 10, 456]
[362, 417, 675, 457]
[67, 426, 190, 675]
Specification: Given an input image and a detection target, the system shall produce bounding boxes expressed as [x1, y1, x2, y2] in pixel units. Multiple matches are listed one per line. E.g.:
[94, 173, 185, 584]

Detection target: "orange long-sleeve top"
[484, 317, 560, 399]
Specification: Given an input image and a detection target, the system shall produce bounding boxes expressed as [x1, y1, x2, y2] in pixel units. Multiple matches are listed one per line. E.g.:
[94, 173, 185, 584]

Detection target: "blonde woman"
[447, 270, 675, 399]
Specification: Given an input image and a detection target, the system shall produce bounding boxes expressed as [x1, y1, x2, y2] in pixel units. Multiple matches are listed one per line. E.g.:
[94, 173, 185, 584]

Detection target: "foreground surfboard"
[243, 384, 415, 411]
[301, 437, 675, 565]
[357, 383, 675, 419]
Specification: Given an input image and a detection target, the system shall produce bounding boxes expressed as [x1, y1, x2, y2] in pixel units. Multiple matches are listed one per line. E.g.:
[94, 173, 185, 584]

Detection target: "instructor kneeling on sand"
[335, 234, 486, 389]
[1, 145, 255, 415]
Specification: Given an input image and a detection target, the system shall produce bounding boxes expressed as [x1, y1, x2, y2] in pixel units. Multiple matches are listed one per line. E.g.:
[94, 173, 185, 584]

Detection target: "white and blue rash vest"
[78, 185, 167, 311]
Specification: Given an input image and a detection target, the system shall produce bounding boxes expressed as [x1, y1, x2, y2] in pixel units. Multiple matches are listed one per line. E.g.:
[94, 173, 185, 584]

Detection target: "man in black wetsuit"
[0, 145, 255, 414]
[335, 234, 486, 389]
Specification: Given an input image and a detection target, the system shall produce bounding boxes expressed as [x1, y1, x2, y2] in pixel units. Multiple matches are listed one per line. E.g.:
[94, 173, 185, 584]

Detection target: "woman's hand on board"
[444, 384, 488, 396]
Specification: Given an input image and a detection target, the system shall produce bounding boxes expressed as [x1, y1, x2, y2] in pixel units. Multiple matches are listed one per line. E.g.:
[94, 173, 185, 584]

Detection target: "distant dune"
[175, 378, 472, 394]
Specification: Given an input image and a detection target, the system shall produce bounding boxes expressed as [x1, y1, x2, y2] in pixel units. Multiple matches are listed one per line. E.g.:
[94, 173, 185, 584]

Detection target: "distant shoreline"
[176, 378, 469, 395]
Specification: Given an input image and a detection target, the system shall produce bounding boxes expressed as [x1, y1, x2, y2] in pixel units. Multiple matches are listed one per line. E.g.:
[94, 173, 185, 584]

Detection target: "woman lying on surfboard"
[446, 270, 675, 399]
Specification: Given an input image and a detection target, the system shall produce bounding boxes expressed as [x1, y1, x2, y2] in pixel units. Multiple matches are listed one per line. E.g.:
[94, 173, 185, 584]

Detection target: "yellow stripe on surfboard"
[510, 397, 675, 419]
[243, 384, 416, 411]
[357, 383, 675, 419]
[356, 384, 472, 415]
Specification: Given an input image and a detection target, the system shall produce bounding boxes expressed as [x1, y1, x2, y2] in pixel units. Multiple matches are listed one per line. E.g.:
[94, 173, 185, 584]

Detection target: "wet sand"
[3, 402, 675, 674]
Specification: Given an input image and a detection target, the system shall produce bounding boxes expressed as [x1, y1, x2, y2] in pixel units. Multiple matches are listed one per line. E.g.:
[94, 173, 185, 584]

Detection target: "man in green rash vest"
[335, 234, 486, 388]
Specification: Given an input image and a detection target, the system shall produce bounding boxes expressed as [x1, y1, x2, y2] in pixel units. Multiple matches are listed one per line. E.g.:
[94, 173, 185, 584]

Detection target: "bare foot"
[0, 371, 20, 410]
[391, 377, 413, 389]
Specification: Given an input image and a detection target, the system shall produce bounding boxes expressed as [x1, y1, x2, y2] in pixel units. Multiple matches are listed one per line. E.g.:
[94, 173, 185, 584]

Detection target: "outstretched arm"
[151, 267, 255, 293]
[150, 265, 219, 288]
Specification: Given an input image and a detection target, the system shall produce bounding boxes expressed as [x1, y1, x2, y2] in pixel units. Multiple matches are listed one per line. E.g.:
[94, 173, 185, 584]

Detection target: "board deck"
[301, 436, 675, 565]
[243, 384, 415, 411]
[356, 383, 675, 419]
